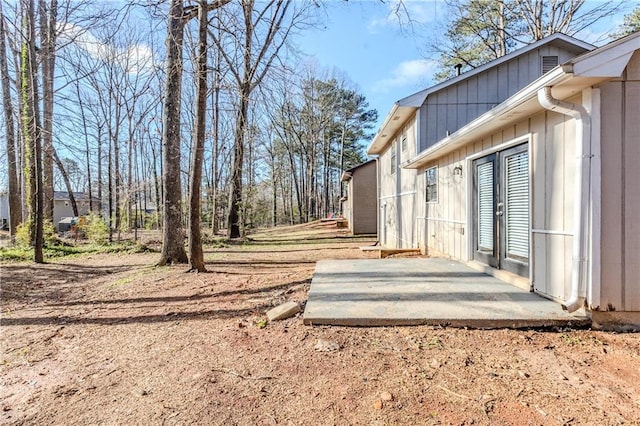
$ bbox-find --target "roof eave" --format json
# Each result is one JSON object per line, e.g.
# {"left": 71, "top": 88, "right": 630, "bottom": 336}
{"left": 366, "top": 104, "right": 417, "bottom": 156}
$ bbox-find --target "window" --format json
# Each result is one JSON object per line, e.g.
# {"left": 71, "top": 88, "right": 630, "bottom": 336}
{"left": 425, "top": 166, "right": 438, "bottom": 202}
{"left": 401, "top": 130, "right": 407, "bottom": 152}
{"left": 541, "top": 56, "right": 558, "bottom": 74}
{"left": 390, "top": 143, "right": 396, "bottom": 175}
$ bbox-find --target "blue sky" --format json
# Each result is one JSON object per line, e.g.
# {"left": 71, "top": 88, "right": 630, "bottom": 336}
{"left": 297, "top": 0, "right": 636, "bottom": 132}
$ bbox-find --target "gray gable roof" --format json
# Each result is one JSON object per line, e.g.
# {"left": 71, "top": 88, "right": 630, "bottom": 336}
{"left": 53, "top": 191, "right": 100, "bottom": 202}
{"left": 397, "top": 33, "right": 594, "bottom": 108}
{"left": 368, "top": 33, "right": 595, "bottom": 156}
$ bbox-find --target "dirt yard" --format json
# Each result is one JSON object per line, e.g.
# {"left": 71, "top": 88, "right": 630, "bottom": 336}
{"left": 1, "top": 222, "right": 639, "bottom": 425}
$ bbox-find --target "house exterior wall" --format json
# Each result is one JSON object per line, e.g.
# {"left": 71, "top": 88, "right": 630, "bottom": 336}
{"left": 378, "top": 117, "right": 420, "bottom": 248}
{"left": 597, "top": 51, "right": 640, "bottom": 312}
{"left": 54, "top": 199, "right": 93, "bottom": 225}
{"left": 419, "top": 45, "right": 583, "bottom": 151}
{"left": 0, "top": 194, "right": 8, "bottom": 225}
{"left": 419, "top": 104, "right": 579, "bottom": 302}
{"left": 342, "top": 195, "right": 351, "bottom": 228}
{"left": 348, "top": 161, "right": 377, "bottom": 235}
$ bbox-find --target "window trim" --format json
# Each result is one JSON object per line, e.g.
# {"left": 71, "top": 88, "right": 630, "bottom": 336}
{"left": 401, "top": 130, "right": 407, "bottom": 152}
{"left": 425, "top": 166, "right": 438, "bottom": 203}
{"left": 390, "top": 142, "right": 397, "bottom": 175}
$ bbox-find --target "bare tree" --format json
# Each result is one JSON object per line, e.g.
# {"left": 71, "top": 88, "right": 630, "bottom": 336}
{"left": 212, "top": 0, "right": 314, "bottom": 238}
{"left": 0, "top": 2, "right": 21, "bottom": 243}
{"left": 156, "top": 0, "right": 229, "bottom": 266}
{"left": 20, "top": 0, "right": 44, "bottom": 262}
{"left": 186, "top": 0, "right": 211, "bottom": 272}
{"left": 512, "top": 0, "right": 623, "bottom": 43}
{"left": 39, "top": 0, "right": 57, "bottom": 221}
{"left": 156, "top": 0, "right": 194, "bottom": 265}
{"left": 431, "top": 0, "right": 624, "bottom": 80}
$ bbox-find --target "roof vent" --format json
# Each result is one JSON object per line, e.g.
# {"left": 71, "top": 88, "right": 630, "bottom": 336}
{"left": 542, "top": 56, "right": 559, "bottom": 74}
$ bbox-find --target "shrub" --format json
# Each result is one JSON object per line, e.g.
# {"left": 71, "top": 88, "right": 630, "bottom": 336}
{"left": 80, "top": 213, "right": 109, "bottom": 244}
{"left": 15, "top": 218, "right": 57, "bottom": 247}
{"left": 43, "top": 219, "right": 57, "bottom": 245}
{"left": 15, "top": 220, "right": 33, "bottom": 247}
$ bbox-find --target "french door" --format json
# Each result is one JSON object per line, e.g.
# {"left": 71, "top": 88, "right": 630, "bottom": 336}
{"left": 473, "top": 144, "right": 529, "bottom": 277}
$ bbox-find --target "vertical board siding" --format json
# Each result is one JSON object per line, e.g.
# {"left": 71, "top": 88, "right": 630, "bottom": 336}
{"left": 420, "top": 108, "right": 576, "bottom": 302}
{"left": 531, "top": 113, "right": 547, "bottom": 294}
{"left": 599, "top": 82, "right": 624, "bottom": 309}
{"left": 351, "top": 162, "right": 378, "bottom": 235}
{"left": 378, "top": 117, "right": 418, "bottom": 249}
{"left": 624, "top": 79, "right": 640, "bottom": 310}
{"left": 417, "top": 42, "right": 591, "bottom": 150}
{"left": 598, "top": 56, "right": 640, "bottom": 311}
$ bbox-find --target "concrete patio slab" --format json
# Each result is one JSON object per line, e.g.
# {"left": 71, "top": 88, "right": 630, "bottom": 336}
{"left": 303, "top": 258, "right": 589, "bottom": 328}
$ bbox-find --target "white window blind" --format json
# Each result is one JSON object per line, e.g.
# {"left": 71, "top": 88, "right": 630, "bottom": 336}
{"left": 477, "top": 162, "right": 494, "bottom": 252}
{"left": 505, "top": 151, "right": 529, "bottom": 260}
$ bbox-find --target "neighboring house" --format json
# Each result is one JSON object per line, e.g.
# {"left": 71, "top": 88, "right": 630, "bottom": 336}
{"left": 0, "top": 191, "right": 8, "bottom": 229}
{"left": 341, "top": 160, "right": 377, "bottom": 235}
{"left": 0, "top": 191, "right": 101, "bottom": 231}
{"left": 53, "top": 191, "right": 101, "bottom": 226}
{"left": 368, "top": 32, "right": 640, "bottom": 327}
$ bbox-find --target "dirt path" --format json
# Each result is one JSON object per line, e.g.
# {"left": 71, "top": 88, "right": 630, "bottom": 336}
{"left": 1, "top": 222, "right": 639, "bottom": 425}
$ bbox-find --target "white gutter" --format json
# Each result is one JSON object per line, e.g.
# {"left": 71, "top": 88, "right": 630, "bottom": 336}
{"left": 537, "top": 86, "right": 591, "bottom": 312}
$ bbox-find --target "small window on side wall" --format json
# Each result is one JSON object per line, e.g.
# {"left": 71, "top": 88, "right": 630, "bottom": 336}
{"left": 390, "top": 143, "right": 397, "bottom": 175}
{"left": 425, "top": 166, "right": 438, "bottom": 202}
{"left": 401, "top": 130, "right": 407, "bottom": 152}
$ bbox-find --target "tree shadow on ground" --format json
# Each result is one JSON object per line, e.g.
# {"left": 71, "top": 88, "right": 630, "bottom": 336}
{"left": 0, "top": 263, "right": 149, "bottom": 303}
{"left": 44, "top": 278, "right": 311, "bottom": 308}
{"left": 0, "top": 305, "right": 274, "bottom": 327}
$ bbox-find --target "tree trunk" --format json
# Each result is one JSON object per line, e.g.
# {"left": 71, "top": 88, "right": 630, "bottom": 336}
{"left": 76, "top": 83, "right": 93, "bottom": 212}
{"left": 227, "top": 90, "right": 248, "bottom": 239}
{"left": 0, "top": 4, "right": 21, "bottom": 242}
{"left": 150, "top": 136, "right": 161, "bottom": 229}
{"left": 127, "top": 119, "right": 134, "bottom": 231}
{"left": 157, "top": 0, "right": 188, "bottom": 265}
{"left": 187, "top": 1, "right": 208, "bottom": 272}
{"left": 113, "top": 118, "right": 121, "bottom": 237}
{"left": 97, "top": 124, "right": 103, "bottom": 213}
{"left": 210, "top": 30, "right": 221, "bottom": 234}
{"left": 21, "top": 0, "right": 44, "bottom": 262}
{"left": 107, "top": 128, "right": 113, "bottom": 241}
{"left": 39, "top": 0, "right": 56, "bottom": 222}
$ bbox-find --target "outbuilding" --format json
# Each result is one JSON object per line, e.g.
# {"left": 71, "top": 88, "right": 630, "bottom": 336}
{"left": 341, "top": 159, "right": 378, "bottom": 235}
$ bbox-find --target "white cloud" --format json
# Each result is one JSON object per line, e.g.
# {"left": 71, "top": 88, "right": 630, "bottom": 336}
{"left": 372, "top": 58, "right": 438, "bottom": 94}
{"left": 123, "top": 44, "right": 155, "bottom": 74}
{"left": 368, "top": 0, "right": 442, "bottom": 32}
{"left": 58, "top": 22, "right": 155, "bottom": 74}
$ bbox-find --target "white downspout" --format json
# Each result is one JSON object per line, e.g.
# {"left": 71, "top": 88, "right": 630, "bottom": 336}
{"left": 537, "top": 87, "right": 591, "bottom": 312}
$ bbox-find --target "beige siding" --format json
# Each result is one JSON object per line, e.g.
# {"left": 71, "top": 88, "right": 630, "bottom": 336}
{"left": 54, "top": 200, "right": 92, "bottom": 225}
{"left": 347, "top": 161, "right": 377, "bottom": 235}
{"left": 420, "top": 107, "right": 579, "bottom": 300}
{"left": 378, "top": 117, "right": 419, "bottom": 248}
{"left": 599, "top": 51, "right": 640, "bottom": 311}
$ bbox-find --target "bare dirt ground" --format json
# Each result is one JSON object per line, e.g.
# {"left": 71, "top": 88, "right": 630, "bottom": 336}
{"left": 1, "top": 221, "right": 639, "bottom": 425}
